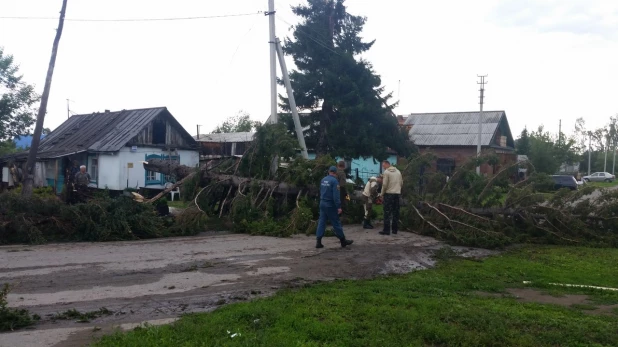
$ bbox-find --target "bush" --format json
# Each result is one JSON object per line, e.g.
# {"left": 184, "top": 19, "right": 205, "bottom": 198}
{"left": 0, "top": 284, "right": 39, "bottom": 331}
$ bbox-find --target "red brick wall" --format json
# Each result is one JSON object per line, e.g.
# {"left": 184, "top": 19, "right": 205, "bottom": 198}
{"left": 417, "top": 146, "right": 516, "bottom": 176}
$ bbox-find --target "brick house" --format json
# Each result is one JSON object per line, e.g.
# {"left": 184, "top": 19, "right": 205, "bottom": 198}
{"left": 403, "top": 111, "right": 516, "bottom": 176}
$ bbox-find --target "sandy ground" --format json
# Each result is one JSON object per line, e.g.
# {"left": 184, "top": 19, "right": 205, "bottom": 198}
{"left": 0, "top": 226, "right": 495, "bottom": 347}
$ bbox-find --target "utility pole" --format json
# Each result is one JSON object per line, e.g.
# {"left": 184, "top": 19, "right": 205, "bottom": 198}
{"left": 604, "top": 134, "right": 609, "bottom": 172}
{"left": 476, "top": 75, "right": 487, "bottom": 175}
{"left": 276, "top": 39, "right": 308, "bottom": 159}
{"left": 66, "top": 98, "right": 70, "bottom": 119}
{"left": 558, "top": 119, "right": 562, "bottom": 146}
{"left": 588, "top": 132, "right": 592, "bottom": 176}
{"left": 612, "top": 139, "right": 616, "bottom": 175}
{"left": 22, "top": 0, "right": 68, "bottom": 197}
{"left": 267, "top": 0, "right": 277, "bottom": 124}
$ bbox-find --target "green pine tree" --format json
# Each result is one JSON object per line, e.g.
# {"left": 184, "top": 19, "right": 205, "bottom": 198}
{"left": 281, "top": 0, "right": 411, "bottom": 160}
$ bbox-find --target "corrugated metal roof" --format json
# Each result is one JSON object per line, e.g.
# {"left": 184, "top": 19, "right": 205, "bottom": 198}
{"left": 403, "top": 111, "right": 507, "bottom": 146}
{"left": 19, "top": 107, "right": 195, "bottom": 159}
{"left": 194, "top": 132, "right": 255, "bottom": 143}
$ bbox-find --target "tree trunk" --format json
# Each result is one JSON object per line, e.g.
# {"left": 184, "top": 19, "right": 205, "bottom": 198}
{"left": 22, "top": 0, "right": 68, "bottom": 197}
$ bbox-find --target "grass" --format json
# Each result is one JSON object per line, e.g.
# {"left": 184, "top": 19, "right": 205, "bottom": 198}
{"left": 167, "top": 200, "right": 190, "bottom": 209}
{"left": 95, "top": 246, "right": 618, "bottom": 346}
{"left": 587, "top": 180, "right": 618, "bottom": 189}
{"left": 0, "top": 284, "right": 40, "bottom": 331}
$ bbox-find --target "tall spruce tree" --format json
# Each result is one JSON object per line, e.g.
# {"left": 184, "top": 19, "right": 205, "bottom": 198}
{"left": 281, "top": 0, "right": 410, "bottom": 160}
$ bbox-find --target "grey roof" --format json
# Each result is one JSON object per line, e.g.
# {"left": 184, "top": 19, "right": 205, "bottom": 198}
{"left": 194, "top": 132, "right": 255, "bottom": 143}
{"left": 6, "top": 107, "right": 195, "bottom": 160}
{"left": 403, "top": 111, "right": 511, "bottom": 147}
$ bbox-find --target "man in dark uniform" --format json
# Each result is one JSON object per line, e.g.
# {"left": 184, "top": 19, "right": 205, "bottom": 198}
{"left": 315, "top": 166, "right": 354, "bottom": 249}
{"left": 336, "top": 161, "right": 348, "bottom": 214}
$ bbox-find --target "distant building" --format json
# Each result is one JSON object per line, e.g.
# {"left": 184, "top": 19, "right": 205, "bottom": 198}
{"left": 1, "top": 107, "right": 199, "bottom": 193}
{"left": 403, "top": 111, "right": 517, "bottom": 176}
{"left": 13, "top": 134, "right": 46, "bottom": 149}
{"left": 194, "top": 132, "right": 255, "bottom": 160}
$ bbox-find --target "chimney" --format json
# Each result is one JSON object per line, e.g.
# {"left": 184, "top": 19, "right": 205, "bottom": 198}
{"left": 196, "top": 124, "right": 200, "bottom": 140}
{"left": 104, "top": 109, "right": 110, "bottom": 113}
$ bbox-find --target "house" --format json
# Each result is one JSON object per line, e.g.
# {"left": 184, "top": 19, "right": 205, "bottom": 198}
{"left": 403, "top": 111, "right": 516, "bottom": 175}
{"left": 0, "top": 107, "right": 199, "bottom": 193}
{"left": 194, "top": 132, "right": 255, "bottom": 161}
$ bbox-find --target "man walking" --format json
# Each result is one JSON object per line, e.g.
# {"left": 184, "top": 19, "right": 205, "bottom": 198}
{"left": 316, "top": 166, "right": 354, "bottom": 249}
{"left": 380, "top": 160, "right": 403, "bottom": 235}
{"left": 362, "top": 176, "right": 382, "bottom": 229}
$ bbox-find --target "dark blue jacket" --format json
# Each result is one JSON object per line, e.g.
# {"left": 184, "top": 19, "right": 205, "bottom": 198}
{"left": 319, "top": 175, "right": 341, "bottom": 209}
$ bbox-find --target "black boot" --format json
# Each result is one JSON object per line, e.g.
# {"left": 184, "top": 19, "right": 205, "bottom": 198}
{"left": 363, "top": 219, "right": 374, "bottom": 229}
{"left": 379, "top": 230, "right": 391, "bottom": 235}
{"left": 340, "top": 238, "right": 353, "bottom": 248}
{"left": 316, "top": 238, "right": 324, "bottom": 249}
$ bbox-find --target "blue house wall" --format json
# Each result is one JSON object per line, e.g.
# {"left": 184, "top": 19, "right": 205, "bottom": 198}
{"left": 301, "top": 151, "right": 397, "bottom": 183}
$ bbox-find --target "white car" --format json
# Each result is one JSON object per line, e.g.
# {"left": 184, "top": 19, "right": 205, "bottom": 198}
{"left": 582, "top": 172, "right": 616, "bottom": 183}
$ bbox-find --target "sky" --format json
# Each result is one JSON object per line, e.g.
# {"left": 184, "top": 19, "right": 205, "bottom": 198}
{"left": 0, "top": 0, "right": 617, "bottom": 139}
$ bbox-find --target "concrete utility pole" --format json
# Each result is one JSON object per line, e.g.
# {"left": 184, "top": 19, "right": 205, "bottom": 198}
{"left": 476, "top": 75, "right": 487, "bottom": 175}
{"left": 604, "top": 134, "right": 609, "bottom": 172}
{"left": 267, "top": 0, "right": 277, "bottom": 124}
{"left": 558, "top": 119, "right": 562, "bottom": 146}
{"left": 276, "top": 39, "right": 308, "bottom": 159}
{"left": 588, "top": 132, "right": 592, "bottom": 176}
{"left": 66, "top": 98, "right": 70, "bottom": 119}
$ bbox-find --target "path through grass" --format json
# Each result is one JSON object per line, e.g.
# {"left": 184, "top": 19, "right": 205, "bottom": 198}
{"left": 96, "top": 246, "right": 618, "bottom": 346}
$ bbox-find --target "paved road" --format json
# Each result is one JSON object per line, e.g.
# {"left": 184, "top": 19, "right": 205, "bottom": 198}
{"left": 0, "top": 227, "right": 494, "bottom": 347}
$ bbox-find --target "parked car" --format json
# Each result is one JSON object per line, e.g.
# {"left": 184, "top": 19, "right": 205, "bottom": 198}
{"left": 582, "top": 172, "right": 616, "bottom": 183}
{"left": 551, "top": 175, "right": 578, "bottom": 191}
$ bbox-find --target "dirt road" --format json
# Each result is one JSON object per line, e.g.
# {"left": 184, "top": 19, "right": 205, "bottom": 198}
{"left": 0, "top": 227, "right": 494, "bottom": 347}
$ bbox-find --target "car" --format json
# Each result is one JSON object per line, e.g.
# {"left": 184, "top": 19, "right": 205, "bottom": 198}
{"left": 551, "top": 175, "right": 578, "bottom": 191}
{"left": 582, "top": 172, "right": 616, "bottom": 183}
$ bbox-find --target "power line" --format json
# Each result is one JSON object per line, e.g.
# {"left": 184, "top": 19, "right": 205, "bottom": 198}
{"left": 0, "top": 12, "right": 261, "bottom": 22}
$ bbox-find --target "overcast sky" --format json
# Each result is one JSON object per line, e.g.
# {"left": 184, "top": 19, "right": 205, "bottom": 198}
{"left": 1, "top": 0, "right": 616, "bottom": 138}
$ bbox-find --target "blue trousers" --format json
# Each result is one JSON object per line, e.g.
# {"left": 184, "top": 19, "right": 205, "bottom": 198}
{"left": 316, "top": 203, "right": 345, "bottom": 240}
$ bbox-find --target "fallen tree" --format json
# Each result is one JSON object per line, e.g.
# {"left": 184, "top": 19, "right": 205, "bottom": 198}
{"left": 142, "top": 124, "right": 618, "bottom": 248}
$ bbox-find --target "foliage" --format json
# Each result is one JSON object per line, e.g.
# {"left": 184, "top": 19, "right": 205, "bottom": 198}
{"left": 0, "top": 140, "right": 18, "bottom": 156}
{"left": 399, "top": 152, "right": 618, "bottom": 248}
{"left": 237, "top": 123, "right": 299, "bottom": 180}
{"left": 0, "top": 193, "right": 195, "bottom": 245}
{"left": 212, "top": 111, "right": 260, "bottom": 134}
{"left": 51, "top": 307, "right": 112, "bottom": 323}
{"left": 0, "top": 48, "right": 40, "bottom": 142}
{"left": 281, "top": 0, "right": 410, "bottom": 160}
{"left": 0, "top": 284, "right": 39, "bottom": 331}
{"left": 95, "top": 246, "right": 618, "bottom": 347}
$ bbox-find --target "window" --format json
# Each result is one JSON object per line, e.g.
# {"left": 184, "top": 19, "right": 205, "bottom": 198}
{"left": 146, "top": 170, "right": 157, "bottom": 182}
{"left": 437, "top": 158, "right": 456, "bottom": 175}
{"left": 592, "top": 173, "right": 599, "bottom": 177}
{"left": 152, "top": 119, "right": 167, "bottom": 144}
{"left": 90, "top": 158, "right": 98, "bottom": 182}
{"left": 599, "top": 173, "right": 605, "bottom": 177}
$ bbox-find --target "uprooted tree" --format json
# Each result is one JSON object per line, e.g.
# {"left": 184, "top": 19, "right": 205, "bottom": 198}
{"left": 144, "top": 123, "right": 618, "bottom": 248}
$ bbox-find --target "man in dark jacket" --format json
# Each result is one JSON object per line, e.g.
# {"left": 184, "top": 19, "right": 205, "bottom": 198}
{"left": 315, "top": 166, "right": 354, "bottom": 249}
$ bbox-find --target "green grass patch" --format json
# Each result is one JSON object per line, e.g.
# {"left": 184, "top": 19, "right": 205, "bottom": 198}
{"left": 51, "top": 307, "right": 113, "bottom": 323}
{"left": 96, "top": 246, "right": 618, "bottom": 346}
{"left": 167, "top": 200, "right": 190, "bottom": 209}
{"left": 588, "top": 181, "right": 618, "bottom": 189}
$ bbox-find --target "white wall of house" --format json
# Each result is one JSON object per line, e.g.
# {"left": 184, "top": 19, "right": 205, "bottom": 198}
{"left": 96, "top": 147, "right": 199, "bottom": 191}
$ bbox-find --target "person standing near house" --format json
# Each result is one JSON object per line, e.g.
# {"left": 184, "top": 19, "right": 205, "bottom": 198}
{"left": 74, "top": 165, "right": 91, "bottom": 202}
{"left": 380, "top": 160, "right": 403, "bottom": 235}
{"left": 362, "top": 175, "right": 382, "bottom": 229}
{"left": 315, "top": 166, "right": 354, "bottom": 249}
{"left": 336, "top": 161, "right": 348, "bottom": 215}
